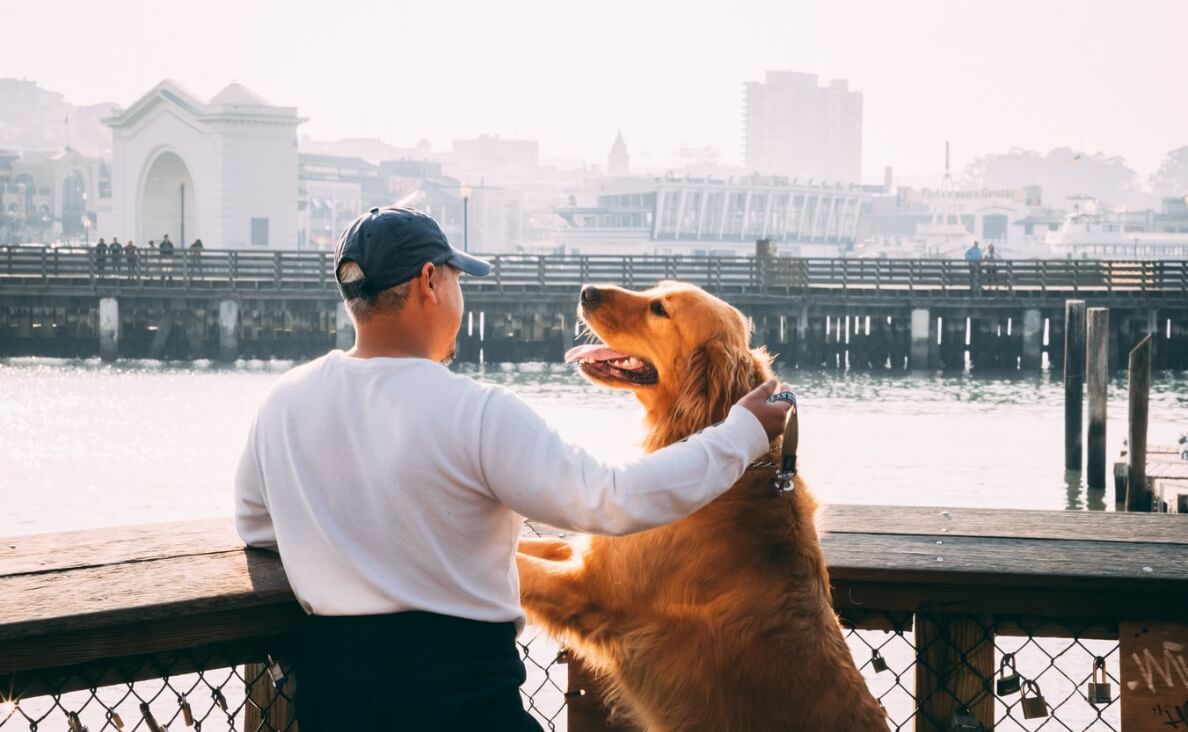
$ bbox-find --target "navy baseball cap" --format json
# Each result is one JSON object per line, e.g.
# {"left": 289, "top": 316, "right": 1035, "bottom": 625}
{"left": 334, "top": 206, "right": 491, "bottom": 299}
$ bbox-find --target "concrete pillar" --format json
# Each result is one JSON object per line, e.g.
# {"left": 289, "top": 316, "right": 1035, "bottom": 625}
{"left": 796, "top": 306, "right": 809, "bottom": 366}
{"left": 1022, "top": 308, "right": 1043, "bottom": 371}
{"left": 218, "top": 299, "right": 239, "bottom": 362}
{"left": 336, "top": 301, "right": 356, "bottom": 351}
{"left": 910, "top": 307, "right": 932, "bottom": 370}
{"left": 99, "top": 297, "right": 119, "bottom": 361}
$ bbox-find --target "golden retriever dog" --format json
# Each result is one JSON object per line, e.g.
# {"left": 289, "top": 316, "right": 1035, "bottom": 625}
{"left": 516, "top": 281, "right": 886, "bottom": 731}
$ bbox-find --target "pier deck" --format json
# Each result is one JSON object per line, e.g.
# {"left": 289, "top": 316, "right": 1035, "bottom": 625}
{"left": 3, "top": 247, "right": 1188, "bottom": 368}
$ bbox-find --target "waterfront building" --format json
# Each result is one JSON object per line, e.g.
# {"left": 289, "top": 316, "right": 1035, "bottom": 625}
{"left": 450, "top": 134, "right": 540, "bottom": 173}
{"left": 0, "top": 78, "right": 116, "bottom": 158}
{"left": 743, "top": 71, "right": 862, "bottom": 184}
{"left": 103, "top": 80, "right": 304, "bottom": 249}
{"left": 0, "top": 147, "right": 108, "bottom": 245}
{"left": 555, "top": 175, "right": 868, "bottom": 256}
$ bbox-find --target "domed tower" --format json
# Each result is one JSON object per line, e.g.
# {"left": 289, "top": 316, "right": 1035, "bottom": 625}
{"left": 607, "top": 130, "right": 630, "bottom": 177}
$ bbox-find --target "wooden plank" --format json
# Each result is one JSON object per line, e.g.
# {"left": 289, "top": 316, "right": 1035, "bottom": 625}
{"left": 821, "top": 505, "right": 1188, "bottom": 545}
{"left": 823, "top": 533, "right": 1188, "bottom": 589}
{"left": 0, "top": 549, "right": 295, "bottom": 641}
{"left": 1128, "top": 336, "right": 1154, "bottom": 511}
{"left": 0, "top": 603, "right": 305, "bottom": 676}
{"left": 1119, "top": 622, "right": 1188, "bottom": 731}
{"left": 0, "top": 518, "right": 238, "bottom": 576}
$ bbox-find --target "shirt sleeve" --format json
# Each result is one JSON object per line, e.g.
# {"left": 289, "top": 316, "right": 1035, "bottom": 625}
{"left": 476, "top": 388, "right": 770, "bottom": 535}
{"left": 234, "top": 414, "right": 278, "bottom": 550}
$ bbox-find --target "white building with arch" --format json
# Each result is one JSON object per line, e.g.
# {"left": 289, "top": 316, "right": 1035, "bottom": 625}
{"left": 102, "top": 80, "right": 303, "bottom": 249}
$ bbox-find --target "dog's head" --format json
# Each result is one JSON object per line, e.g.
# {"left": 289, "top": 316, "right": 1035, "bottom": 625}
{"left": 566, "top": 281, "right": 772, "bottom": 450}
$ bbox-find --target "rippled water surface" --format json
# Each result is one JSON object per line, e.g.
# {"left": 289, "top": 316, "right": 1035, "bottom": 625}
{"left": 3, "top": 356, "right": 1188, "bottom": 536}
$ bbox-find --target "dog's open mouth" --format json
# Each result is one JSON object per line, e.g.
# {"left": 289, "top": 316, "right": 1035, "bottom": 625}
{"left": 565, "top": 344, "right": 659, "bottom": 385}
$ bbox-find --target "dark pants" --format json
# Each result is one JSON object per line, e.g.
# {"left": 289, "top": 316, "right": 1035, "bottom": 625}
{"left": 298, "top": 611, "right": 543, "bottom": 732}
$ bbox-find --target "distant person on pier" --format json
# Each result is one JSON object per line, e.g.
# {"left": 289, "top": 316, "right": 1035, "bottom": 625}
{"left": 109, "top": 236, "right": 123, "bottom": 272}
{"left": 159, "top": 234, "right": 174, "bottom": 281}
{"left": 94, "top": 238, "right": 107, "bottom": 273}
{"left": 984, "top": 242, "right": 997, "bottom": 288}
{"left": 964, "top": 240, "right": 983, "bottom": 292}
{"left": 189, "top": 238, "right": 203, "bottom": 277}
{"left": 233, "top": 206, "right": 794, "bottom": 732}
{"left": 124, "top": 240, "right": 138, "bottom": 276}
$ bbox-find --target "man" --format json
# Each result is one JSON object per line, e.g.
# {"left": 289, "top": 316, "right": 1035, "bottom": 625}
{"left": 964, "top": 240, "right": 983, "bottom": 292}
{"left": 159, "top": 234, "right": 174, "bottom": 281}
{"left": 94, "top": 237, "right": 107, "bottom": 274}
{"left": 235, "top": 207, "right": 793, "bottom": 731}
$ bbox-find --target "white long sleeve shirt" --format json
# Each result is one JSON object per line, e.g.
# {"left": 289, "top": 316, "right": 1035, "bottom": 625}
{"left": 234, "top": 350, "right": 769, "bottom": 627}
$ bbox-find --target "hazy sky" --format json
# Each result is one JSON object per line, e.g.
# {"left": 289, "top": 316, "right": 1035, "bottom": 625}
{"left": 3, "top": 0, "right": 1185, "bottom": 182}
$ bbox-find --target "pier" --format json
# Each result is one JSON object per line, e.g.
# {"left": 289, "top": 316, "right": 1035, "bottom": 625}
{"left": 2, "top": 245, "right": 1188, "bottom": 369}
{"left": 2, "top": 508, "right": 1185, "bottom": 731}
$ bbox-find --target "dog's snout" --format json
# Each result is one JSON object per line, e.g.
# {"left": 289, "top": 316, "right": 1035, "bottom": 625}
{"left": 580, "top": 285, "right": 603, "bottom": 308}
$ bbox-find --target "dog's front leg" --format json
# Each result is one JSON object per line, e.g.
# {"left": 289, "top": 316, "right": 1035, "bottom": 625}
{"left": 516, "top": 552, "right": 615, "bottom": 643}
{"left": 517, "top": 536, "right": 575, "bottom": 561}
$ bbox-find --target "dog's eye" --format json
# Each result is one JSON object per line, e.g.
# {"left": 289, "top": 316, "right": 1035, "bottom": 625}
{"left": 650, "top": 300, "right": 669, "bottom": 318}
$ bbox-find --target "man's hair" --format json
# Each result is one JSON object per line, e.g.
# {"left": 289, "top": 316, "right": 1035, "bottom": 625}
{"left": 337, "top": 261, "right": 413, "bottom": 321}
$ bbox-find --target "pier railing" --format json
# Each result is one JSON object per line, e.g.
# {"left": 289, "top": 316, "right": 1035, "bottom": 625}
{"left": 3, "top": 245, "right": 1188, "bottom": 297}
{"left": 1, "top": 507, "right": 1185, "bottom": 731}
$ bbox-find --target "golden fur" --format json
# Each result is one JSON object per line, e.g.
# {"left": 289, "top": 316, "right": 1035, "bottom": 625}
{"left": 517, "top": 282, "right": 886, "bottom": 731}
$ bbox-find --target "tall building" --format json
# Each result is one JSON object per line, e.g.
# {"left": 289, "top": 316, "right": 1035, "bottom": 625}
{"left": 743, "top": 71, "right": 862, "bottom": 184}
{"left": 607, "top": 130, "right": 630, "bottom": 176}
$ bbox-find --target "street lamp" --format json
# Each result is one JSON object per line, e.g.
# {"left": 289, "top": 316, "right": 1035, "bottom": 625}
{"left": 460, "top": 183, "right": 472, "bottom": 252}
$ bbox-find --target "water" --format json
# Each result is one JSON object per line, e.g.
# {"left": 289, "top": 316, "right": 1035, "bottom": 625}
{"left": 3, "top": 356, "right": 1188, "bottom": 537}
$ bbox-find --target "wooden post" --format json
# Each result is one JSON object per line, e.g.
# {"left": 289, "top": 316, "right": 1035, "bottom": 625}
{"left": 1086, "top": 307, "right": 1109, "bottom": 490}
{"left": 1126, "top": 335, "right": 1153, "bottom": 512}
{"left": 245, "top": 661, "right": 298, "bottom": 731}
{"left": 1063, "top": 300, "right": 1086, "bottom": 470}
{"left": 914, "top": 615, "right": 995, "bottom": 732}
{"left": 567, "top": 656, "right": 633, "bottom": 732}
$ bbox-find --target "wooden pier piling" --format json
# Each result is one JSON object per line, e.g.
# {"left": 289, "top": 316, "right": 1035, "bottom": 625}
{"left": 1125, "top": 335, "right": 1153, "bottom": 512}
{"left": 1086, "top": 307, "right": 1110, "bottom": 490}
{"left": 1063, "top": 300, "right": 1086, "bottom": 471}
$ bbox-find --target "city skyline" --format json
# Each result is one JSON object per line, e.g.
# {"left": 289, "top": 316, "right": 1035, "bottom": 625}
{"left": 1, "top": 0, "right": 1185, "bottom": 183}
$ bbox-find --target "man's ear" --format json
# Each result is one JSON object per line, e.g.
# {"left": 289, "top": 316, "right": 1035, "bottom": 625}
{"left": 418, "top": 262, "right": 439, "bottom": 302}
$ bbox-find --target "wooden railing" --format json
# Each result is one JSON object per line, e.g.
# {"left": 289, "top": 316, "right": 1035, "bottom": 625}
{"left": 2, "top": 507, "right": 1185, "bottom": 731}
{"left": 3, "top": 245, "right": 1188, "bottom": 297}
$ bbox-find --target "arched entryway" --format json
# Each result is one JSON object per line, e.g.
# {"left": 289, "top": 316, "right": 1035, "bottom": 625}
{"left": 140, "top": 151, "right": 196, "bottom": 247}
{"left": 61, "top": 171, "right": 87, "bottom": 238}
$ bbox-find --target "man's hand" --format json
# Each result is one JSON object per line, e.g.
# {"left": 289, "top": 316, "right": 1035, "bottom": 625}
{"left": 737, "top": 378, "right": 796, "bottom": 442}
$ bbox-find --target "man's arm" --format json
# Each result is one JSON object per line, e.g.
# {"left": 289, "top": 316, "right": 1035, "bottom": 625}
{"left": 477, "top": 385, "right": 776, "bottom": 536}
{"left": 233, "top": 416, "right": 278, "bottom": 549}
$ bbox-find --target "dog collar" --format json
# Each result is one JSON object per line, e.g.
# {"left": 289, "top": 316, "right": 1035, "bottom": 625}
{"left": 750, "top": 391, "right": 798, "bottom": 495}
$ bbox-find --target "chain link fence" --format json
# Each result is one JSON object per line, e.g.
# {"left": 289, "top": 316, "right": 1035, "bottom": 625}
{"left": 1, "top": 614, "right": 1121, "bottom": 731}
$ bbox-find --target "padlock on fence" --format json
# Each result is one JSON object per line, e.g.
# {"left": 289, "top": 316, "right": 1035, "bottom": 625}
{"left": 995, "top": 653, "right": 1021, "bottom": 696}
{"left": 267, "top": 653, "right": 287, "bottom": 689}
{"left": 948, "top": 707, "right": 985, "bottom": 732}
{"left": 180, "top": 694, "right": 194, "bottom": 727}
{"left": 212, "top": 688, "right": 229, "bottom": 714}
{"left": 139, "top": 702, "right": 166, "bottom": 732}
{"left": 108, "top": 710, "right": 125, "bottom": 730}
{"left": 1087, "top": 656, "right": 1111, "bottom": 705}
{"left": 67, "top": 710, "right": 89, "bottom": 732}
{"left": 1021, "top": 680, "right": 1049, "bottom": 719}
{"left": 871, "top": 649, "right": 889, "bottom": 673}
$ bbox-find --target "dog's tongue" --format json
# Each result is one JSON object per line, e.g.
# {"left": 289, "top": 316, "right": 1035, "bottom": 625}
{"left": 564, "top": 344, "right": 630, "bottom": 364}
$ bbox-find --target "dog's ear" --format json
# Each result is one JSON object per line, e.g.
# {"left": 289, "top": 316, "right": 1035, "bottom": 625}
{"left": 671, "top": 339, "right": 766, "bottom": 438}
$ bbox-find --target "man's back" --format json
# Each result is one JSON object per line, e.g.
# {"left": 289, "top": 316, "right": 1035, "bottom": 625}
{"left": 236, "top": 351, "right": 520, "bottom": 620}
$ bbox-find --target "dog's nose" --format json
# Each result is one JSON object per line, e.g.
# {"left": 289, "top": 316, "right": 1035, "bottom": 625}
{"left": 580, "top": 285, "right": 602, "bottom": 308}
